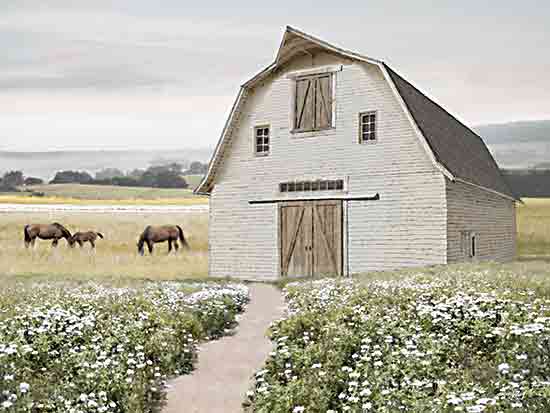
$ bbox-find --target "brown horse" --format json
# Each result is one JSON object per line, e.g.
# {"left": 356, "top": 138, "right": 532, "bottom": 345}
{"left": 137, "top": 225, "right": 189, "bottom": 255}
{"left": 24, "top": 223, "right": 72, "bottom": 248}
{"left": 69, "top": 231, "right": 104, "bottom": 249}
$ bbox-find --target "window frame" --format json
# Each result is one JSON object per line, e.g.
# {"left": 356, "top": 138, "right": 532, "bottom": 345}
{"left": 254, "top": 125, "right": 270, "bottom": 157}
{"left": 461, "top": 230, "right": 477, "bottom": 259}
{"left": 279, "top": 179, "right": 345, "bottom": 193}
{"left": 290, "top": 69, "right": 338, "bottom": 135}
{"left": 358, "top": 111, "right": 378, "bottom": 144}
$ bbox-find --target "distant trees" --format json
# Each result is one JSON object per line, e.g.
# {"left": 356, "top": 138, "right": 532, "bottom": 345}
{"left": 502, "top": 169, "right": 550, "bottom": 197}
{"left": 24, "top": 177, "right": 44, "bottom": 186}
{"left": 50, "top": 170, "right": 94, "bottom": 184}
{"left": 95, "top": 168, "right": 125, "bottom": 181}
{"left": 48, "top": 163, "right": 188, "bottom": 189}
{"left": 2, "top": 171, "right": 24, "bottom": 188}
{"left": 184, "top": 161, "right": 208, "bottom": 176}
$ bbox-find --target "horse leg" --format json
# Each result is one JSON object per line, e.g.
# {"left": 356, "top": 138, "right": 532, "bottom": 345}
{"left": 78, "top": 240, "right": 84, "bottom": 248}
{"left": 174, "top": 241, "right": 179, "bottom": 253}
{"left": 90, "top": 240, "right": 95, "bottom": 249}
{"left": 52, "top": 239, "right": 59, "bottom": 248}
{"left": 147, "top": 241, "right": 153, "bottom": 255}
{"left": 168, "top": 239, "right": 173, "bottom": 254}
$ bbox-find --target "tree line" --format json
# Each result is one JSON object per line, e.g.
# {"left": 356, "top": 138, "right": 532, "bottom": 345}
{"left": 0, "top": 161, "right": 208, "bottom": 192}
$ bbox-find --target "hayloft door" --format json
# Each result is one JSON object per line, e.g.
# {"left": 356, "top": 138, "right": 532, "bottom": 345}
{"left": 280, "top": 201, "right": 343, "bottom": 277}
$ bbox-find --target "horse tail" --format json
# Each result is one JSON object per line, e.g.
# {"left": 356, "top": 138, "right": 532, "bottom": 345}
{"left": 176, "top": 225, "right": 189, "bottom": 249}
{"left": 24, "top": 225, "right": 31, "bottom": 245}
{"left": 96, "top": 232, "right": 104, "bottom": 239}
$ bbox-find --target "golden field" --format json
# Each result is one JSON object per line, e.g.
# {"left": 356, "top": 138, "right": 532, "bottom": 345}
{"left": 517, "top": 198, "right": 550, "bottom": 257}
{"left": 0, "top": 183, "right": 208, "bottom": 205}
{"left": 0, "top": 212, "right": 209, "bottom": 281}
{"left": 0, "top": 197, "right": 548, "bottom": 282}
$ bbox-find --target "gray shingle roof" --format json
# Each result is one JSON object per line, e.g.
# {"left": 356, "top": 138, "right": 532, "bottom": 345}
{"left": 385, "top": 64, "right": 516, "bottom": 200}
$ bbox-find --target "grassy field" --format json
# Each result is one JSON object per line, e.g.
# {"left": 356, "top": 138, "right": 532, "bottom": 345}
{"left": 0, "top": 183, "right": 208, "bottom": 205}
{"left": 517, "top": 198, "right": 550, "bottom": 257}
{"left": 0, "top": 212, "right": 209, "bottom": 281}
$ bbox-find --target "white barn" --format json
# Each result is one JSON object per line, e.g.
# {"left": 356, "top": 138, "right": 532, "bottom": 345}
{"left": 195, "top": 27, "right": 518, "bottom": 280}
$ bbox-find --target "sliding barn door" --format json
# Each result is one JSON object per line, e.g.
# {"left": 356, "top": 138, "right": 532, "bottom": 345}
{"left": 313, "top": 201, "right": 343, "bottom": 276}
{"left": 280, "top": 203, "right": 313, "bottom": 277}
{"left": 280, "top": 201, "right": 342, "bottom": 277}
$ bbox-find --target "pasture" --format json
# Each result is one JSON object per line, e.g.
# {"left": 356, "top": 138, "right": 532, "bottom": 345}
{"left": 517, "top": 197, "right": 550, "bottom": 257}
{"left": 0, "top": 211, "right": 209, "bottom": 281}
{"left": 0, "top": 183, "right": 208, "bottom": 205}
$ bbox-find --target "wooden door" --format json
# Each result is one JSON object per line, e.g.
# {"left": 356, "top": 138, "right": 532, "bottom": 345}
{"left": 313, "top": 201, "right": 343, "bottom": 276}
{"left": 280, "top": 201, "right": 342, "bottom": 277}
{"left": 280, "top": 203, "right": 313, "bottom": 277}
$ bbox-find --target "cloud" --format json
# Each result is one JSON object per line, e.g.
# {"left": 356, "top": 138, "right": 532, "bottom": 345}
{"left": 0, "top": 7, "right": 277, "bottom": 92}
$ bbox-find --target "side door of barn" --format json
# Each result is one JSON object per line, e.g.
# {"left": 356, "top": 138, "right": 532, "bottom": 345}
{"left": 280, "top": 201, "right": 342, "bottom": 277}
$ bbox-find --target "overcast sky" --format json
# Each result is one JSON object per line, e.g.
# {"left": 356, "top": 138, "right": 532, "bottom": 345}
{"left": 1, "top": 0, "right": 549, "bottom": 151}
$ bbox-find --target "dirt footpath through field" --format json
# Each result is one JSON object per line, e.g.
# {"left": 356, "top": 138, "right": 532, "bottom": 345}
{"left": 163, "top": 283, "right": 284, "bottom": 413}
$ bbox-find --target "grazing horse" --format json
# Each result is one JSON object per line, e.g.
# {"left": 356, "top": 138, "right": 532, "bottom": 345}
{"left": 137, "top": 225, "right": 189, "bottom": 255}
{"left": 24, "top": 223, "right": 72, "bottom": 248}
{"left": 69, "top": 231, "right": 104, "bottom": 249}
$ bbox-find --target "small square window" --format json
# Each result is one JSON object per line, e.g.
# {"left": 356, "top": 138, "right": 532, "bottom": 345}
{"left": 311, "top": 181, "right": 320, "bottom": 191}
{"left": 254, "top": 126, "right": 270, "bottom": 155}
{"left": 295, "top": 182, "right": 304, "bottom": 192}
{"left": 336, "top": 180, "right": 344, "bottom": 190}
{"left": 359, "top": 112, "right": 377, "bottom": 143}
{"left": 288, "top": 182, "right": 296, "bottom": 192}
{"left": 280, "top": 183, "right": 288, "bottom": 192}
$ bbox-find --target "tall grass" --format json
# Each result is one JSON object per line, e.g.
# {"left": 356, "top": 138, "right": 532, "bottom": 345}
{"left": 517, "top": 198, "right": 550, "bottom": 257}
{"left": 0, "top": 212, "right": 208, "bottom": 281}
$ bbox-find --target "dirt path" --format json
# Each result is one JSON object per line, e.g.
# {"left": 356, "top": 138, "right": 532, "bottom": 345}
{"left": 163, "top": 283, "right": 284, "bottom": 413}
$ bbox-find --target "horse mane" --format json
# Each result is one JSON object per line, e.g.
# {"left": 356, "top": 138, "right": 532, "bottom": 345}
{"left": 52, "top": 223, "right": 72, "bottom": 238}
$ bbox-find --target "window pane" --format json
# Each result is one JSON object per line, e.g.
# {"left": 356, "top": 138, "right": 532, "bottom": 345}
{"left": 280, "top": 183, "right": 288, "bottom": 192}
{"left": 336, "top": 180, "right": 344, "bottom": 190}
{"left": 288, "top": 182, "right": 295, "bottom": 192}
{"left": 264, "top": 128, "right": 269, "bottom": 135}
{"left": 327, "top": 180, "right": 336, "bottom": 190}
{"left": 311, "top": 181, "right": 320, "bottom": 191}
{"left": 295, "top": 182, "right": 304, "bottom": 191}
{"left": 303, "top": 181, "right": 311, "bottom": 191}
{"left": 319, "top": 181, "right": 328, "bottom": 190}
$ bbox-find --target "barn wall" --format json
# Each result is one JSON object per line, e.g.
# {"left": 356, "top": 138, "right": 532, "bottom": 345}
{"left": 347, "top": 172, "right": 447, "bottom": 274}
{"left": 446, "top": 180, "right": 517, "bottom": 263}
{"left": 209, "top": 52, "right": 448, "bottom": 279}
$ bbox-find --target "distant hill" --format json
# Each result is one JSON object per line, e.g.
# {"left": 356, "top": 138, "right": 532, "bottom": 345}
{"left": 474, "top": 120, "right": 550, "bottom": 169}
{"left": 0, "top": 149, "right": 211, "bottom": 181}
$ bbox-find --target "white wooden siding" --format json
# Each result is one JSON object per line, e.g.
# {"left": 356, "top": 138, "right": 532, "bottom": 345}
{"left": 208, "top": 51, "right": 450, "bottom": 279}
{"left": 446, "top": 180, "right": 517, "bottom": 263}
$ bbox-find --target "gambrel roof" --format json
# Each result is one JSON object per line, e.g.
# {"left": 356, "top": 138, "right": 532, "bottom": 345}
{"left": 196, "top": 26, "right": 517, "bottom": 201}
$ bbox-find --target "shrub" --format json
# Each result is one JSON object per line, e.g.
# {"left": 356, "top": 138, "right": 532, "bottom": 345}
{"left": 247, "top": 269, "right": 550, "bottom": 412}
{"left": 0, "top": 282, "right": 249, "bottom": 412}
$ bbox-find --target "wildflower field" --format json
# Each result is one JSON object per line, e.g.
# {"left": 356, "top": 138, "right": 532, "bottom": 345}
{"left": 248, "top": 264, "right": 550, "bottom": 412}
{"left": 0, "top": 281, "right": 249, "bottom": 412}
